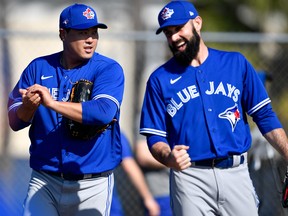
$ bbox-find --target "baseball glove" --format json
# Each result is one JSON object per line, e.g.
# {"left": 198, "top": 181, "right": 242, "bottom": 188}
{"left": 282, "top": 167, "right": 288, "bottom": 208}
{"left": 65, "top": 79, "right": 115, "bottom": 140}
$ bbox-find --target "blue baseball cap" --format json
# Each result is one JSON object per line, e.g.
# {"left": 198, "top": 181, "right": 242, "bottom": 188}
{"left": 156, "top": 1, "right": 198, "bottom": 35}
{"left": 59, "top": 3, "right": 107, "bottom": 30}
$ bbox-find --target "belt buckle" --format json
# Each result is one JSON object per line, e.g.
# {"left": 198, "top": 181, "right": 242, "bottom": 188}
{"left": 83, "top": 174, "right": 93, "bottom": 179}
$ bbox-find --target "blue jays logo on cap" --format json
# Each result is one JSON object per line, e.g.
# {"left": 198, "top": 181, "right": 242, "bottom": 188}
{"left": 161, "top": 7, "right": 174, "bottom": 20}
{"left": 59, "top": 3, "right": 107, "bottom": 30}
{"left": 156, "top": 1, "right": 198, "bottom": 34}
{"left": 83, "top": 8, "right": 95, "bottom": 19}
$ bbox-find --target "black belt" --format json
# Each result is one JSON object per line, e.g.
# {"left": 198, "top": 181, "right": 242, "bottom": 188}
{"left": 191, "top": 153, "right": 247, "bottom": 169}
{"left": 41, "top": 170, "right": 112, "bottom": 181}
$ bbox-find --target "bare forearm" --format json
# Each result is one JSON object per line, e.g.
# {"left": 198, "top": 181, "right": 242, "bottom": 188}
{"left": 30, "top": 84, "right": 83, "bottom": 123}
{"left": 49, "top": 101, "right": 83, "bottom": 123}
{"left": 122, "top": 158, "right": 154, "bottom": 200}
{"left": 264, "top": 128, "right": 288, "bottom": 161}
{"left": 150, "top": 141, "right": 172, "bottom": 167}
{"left": 136, "top": 140, "right": 166, "bottom": 169}
{"left": 16, "top": 104, "right": 38, "bottom": 122}
{"left": 122, "top": 158, "right": 160, "bottom": 215}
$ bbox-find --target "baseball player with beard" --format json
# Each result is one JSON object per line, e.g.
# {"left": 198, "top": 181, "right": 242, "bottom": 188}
{"left": 139, "top": 1, "right": 288, "bottom": 216}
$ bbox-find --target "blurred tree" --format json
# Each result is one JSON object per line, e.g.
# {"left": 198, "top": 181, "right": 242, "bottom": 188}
{"left": 194, "top": 0, "right": 288, "bottom": 33}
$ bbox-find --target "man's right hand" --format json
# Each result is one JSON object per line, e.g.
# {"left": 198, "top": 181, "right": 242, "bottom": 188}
{"left": 151, "top": 142, "right": 191, "bottom": 171}
{"left": 169, "top": 145, "right": 191, "bottom": 171}
{"left": 17, "top": 87, "right": 42, "bottom": 122}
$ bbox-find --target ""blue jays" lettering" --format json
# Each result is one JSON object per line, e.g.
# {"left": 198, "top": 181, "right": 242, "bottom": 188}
{"left": 167, "top": 81, "right": 240, "bottom": 117}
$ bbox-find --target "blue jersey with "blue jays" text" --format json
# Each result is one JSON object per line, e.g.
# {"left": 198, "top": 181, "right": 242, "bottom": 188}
{"left": 140, "top": 48, "right": 281, "bottom": 161}
{"left": 8, "top": 51, "right": 124, "bottom": 173}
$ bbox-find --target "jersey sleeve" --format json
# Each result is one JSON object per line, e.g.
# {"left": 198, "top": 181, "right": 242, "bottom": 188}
{"left": 241, "top": 58, "right": 271, "bottom": 116}
{"left": 92, "top": 62, "right": 124, "bottom": 108}
{"left": 241, "top": 56, "right": 282, "bottom": 133}
{"left": 7, "top": 62, "right": 37, "bottom": 131}
{"left": 139, "top": 76, "right": 167, "bottom": 137}
{"left": 82, "top": 61, "right": 124, "bottom": 124}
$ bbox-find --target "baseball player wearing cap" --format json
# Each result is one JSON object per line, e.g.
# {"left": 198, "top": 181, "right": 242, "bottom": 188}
{"left": 7, "top": 3, "right": 124, "bottom": 216}
{"left": 139, "top": 1, "right": 288, "bottom": 216}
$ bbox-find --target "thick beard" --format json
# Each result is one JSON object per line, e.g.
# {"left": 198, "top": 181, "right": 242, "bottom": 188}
{"left": 169, "top": 28, "right": 200, "bottom": 66}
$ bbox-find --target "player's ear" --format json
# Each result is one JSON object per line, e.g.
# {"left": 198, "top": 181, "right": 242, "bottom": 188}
{"left": 192, "top": 16, "right": 202, "bottom": 32}
{"left": 59, "top": 28, "right": 66, "bottom": 41}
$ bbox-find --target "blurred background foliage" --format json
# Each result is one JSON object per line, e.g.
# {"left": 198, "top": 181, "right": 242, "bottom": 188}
{"left": 195, "top": 0, "right": 288, "bottom": 33}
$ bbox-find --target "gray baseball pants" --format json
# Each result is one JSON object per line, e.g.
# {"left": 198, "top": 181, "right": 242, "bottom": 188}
{"left": 22, "top": 170, "right": 114, "bottom": 216}
{"left": 170, "top": 162, "right": 259, "bottom": 216}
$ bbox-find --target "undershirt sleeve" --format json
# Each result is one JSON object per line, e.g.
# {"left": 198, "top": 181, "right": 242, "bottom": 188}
{"left": 252, "top": 103, "right": 282, "bottom": 134}
{"left": 147, "top": 135, "right": 169, "bottom": 149}
{"left": 82, "top": 98, "right": 118, "bottom": 125}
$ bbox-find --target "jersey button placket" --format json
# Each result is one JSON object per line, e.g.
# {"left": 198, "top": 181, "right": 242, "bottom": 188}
{"left": 198, "top": 70, "right": 205, "bottom": 83}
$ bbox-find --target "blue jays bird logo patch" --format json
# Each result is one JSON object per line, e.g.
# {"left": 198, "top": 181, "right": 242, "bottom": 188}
{"left": 83, "top": 8, "right": 95, "bottom": 19}
{"left": 218, "top": 104, "right": 241, "bottom": 132}
{"left": 161, "top": 7, "right": 174, "bottom": 20}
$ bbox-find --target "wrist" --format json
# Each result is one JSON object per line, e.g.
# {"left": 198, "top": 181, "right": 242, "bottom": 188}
{"left": 151, "top": 142, "right": 171, "bottom": 167}
{"left": 16, "top": 104, "right": 37, "bottom": 122}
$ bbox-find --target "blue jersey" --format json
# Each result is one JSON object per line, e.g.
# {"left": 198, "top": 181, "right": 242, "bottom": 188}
{"left": 140, "top": 48, "right": 281, "bottom": 161}
{"left": 8, "top": 51, "right": 124, "bottom": 173}
{"left": 121, "top": 133, "right": 133, "bottom": 159}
